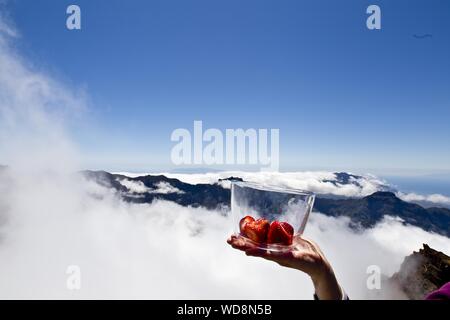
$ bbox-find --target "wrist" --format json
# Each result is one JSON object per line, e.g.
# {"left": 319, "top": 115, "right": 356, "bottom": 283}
{"left": 310, "top": 262, "right": 342, "bottom": 300}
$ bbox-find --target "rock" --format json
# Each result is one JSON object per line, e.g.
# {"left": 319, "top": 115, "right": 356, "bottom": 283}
{"left": 390, "top": 244, "right": 450, "bottom": 299}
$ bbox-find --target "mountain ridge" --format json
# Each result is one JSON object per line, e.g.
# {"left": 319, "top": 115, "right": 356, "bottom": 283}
{"left": 82, "top": 170, "right": 450, "bottom": 237}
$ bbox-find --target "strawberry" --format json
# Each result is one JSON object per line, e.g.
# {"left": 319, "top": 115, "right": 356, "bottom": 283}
{"left": 242, "top": 218, "right": 270, "bottom": 243}
{"left": 239, "top": 215, "right": 255, "bottom": 234}
{"left": 267, "top": 221, "right": 294, "bottom": 245}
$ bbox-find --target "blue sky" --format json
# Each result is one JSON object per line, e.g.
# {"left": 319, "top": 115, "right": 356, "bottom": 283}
{"left": 4, "top": 0, "right": 450, "bottom": 174}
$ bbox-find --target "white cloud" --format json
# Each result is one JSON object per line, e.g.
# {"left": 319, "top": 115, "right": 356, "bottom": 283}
{"left": 0, "top": 9, "right": 18, "bottom": 38}
{"left": 0, "top": 19, "right": 17, "bottom": 38}
{"left": 397, "top": 192, "right": 450, "bottom": 206}
{"left": 0, "top": 16, "right": 85, "bottom": 174}
{"left": 151, "top": 181, "right": 184, "bottom": 194}
{"left": 118, "top": 179, "right": 184, "bottom": 195}
{"left": 118, "top": 179, "right": 150, "bottom": 194}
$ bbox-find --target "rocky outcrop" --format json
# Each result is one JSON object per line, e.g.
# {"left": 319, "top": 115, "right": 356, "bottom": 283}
{"left": 390, "top": 244, "right": 450, "bottom": 299}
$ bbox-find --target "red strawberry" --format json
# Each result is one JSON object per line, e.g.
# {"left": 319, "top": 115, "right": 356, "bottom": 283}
{"left": 280, "top": 221, "right": 294, "bottom": 235}
{"left": 242, "top": 218, "right": 270, "bottom": 243}
{"left": 267, "top": 221, "right": 294, "bottom": 245}
{"left": 239, "top": 215, "right": 255, "bottom": 234}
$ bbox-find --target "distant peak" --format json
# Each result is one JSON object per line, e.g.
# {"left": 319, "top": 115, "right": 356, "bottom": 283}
{"left": 367, "top": 191, "right": 397, "bottom": 198}
{"left": 218, "top": 177, "right": 243, "bottom": 182}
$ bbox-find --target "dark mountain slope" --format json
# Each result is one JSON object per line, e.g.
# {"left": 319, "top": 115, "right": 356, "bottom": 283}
{"left": 81, "top": 171, "right": 450, "bottom": 237}
{"left": 314, "top": 192, "right": 450, "bottom": 235}
{"left": 82, "top": 170, "right": 230, "bottom": 210}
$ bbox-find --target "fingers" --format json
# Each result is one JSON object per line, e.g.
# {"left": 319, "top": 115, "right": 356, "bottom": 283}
{"left": 227, "top": 234, "right": 239, "bottom": 244}
{"left": 244, "top": 247, "right": 267, "bottom": 257}
{"left": 227, "top": 234, "right": 254, "bottom": 252}
{"left": 226, "top": 234, "right": 270, "bottom": 257}
{"left": 227, "top": 235, "right": 296, "bottom": 268}
{"left": 245, "top": 247, "right": 293, "bottom": 263}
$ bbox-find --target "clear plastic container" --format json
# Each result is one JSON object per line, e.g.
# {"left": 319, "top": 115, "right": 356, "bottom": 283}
{"left": 231, "top": 181, "right": 315, "bottom": 252}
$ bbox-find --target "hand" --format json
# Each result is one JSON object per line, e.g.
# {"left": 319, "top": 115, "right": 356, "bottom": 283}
{"left": 227, "top": 234, "right": 343, "bottom": 300}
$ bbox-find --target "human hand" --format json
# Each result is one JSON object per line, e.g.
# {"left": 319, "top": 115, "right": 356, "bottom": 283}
{"left": 227, "top": 234, "right": 343, "bottom": 300}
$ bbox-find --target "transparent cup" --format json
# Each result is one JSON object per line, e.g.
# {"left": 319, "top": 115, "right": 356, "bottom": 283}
{"left": 231, "top": 181, "right": 315, "bottom": 252}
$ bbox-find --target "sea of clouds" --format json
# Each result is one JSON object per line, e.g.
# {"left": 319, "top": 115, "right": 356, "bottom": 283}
{"left": 0, "top": 11, "right": 449, "bottom": 300}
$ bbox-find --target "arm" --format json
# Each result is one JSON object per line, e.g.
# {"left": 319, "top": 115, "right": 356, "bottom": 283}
{"left": 227, "top": 235, "right": 344, "bottom": 300}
